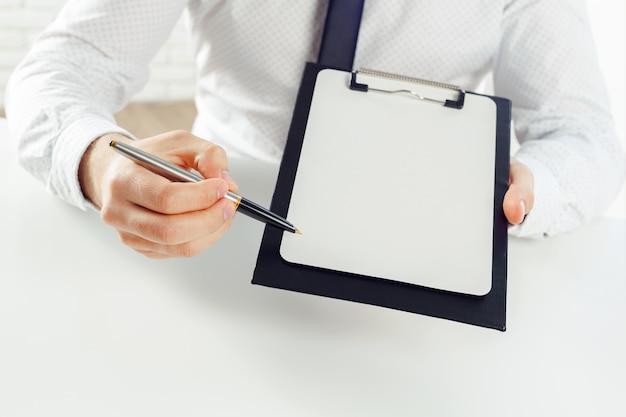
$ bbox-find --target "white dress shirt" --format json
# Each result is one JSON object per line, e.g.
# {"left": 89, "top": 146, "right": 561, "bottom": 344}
{"left": 5, "top": 0, "right": 625, "bottom": 238}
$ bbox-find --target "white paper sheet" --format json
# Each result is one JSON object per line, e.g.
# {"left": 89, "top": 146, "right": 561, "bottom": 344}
{"left": 280, "top": 69, "right": 497, "bottom": 295}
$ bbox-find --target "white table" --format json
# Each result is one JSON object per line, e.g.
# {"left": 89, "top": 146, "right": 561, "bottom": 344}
{"left": 1, "top": 118, "right": 625, "bottom": 417}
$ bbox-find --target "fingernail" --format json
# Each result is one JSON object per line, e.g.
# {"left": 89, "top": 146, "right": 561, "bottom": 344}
{"left": 520, "top": 199, "right": 527, "bottom": 223}
{"left": 217, "top": 182, "right": 229, "bottom": 199}
{"left": 223, "top": 200, "right": 236, "bottom": 221}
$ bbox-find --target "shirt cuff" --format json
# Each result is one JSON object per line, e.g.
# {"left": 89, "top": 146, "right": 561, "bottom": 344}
{"left": 508, "top": 154, "right": 562, "bottom": 239}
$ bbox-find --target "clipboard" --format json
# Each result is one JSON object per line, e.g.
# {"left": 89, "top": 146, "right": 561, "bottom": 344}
{"left": 253, "top": 62, "right": 510, "bottom": 330}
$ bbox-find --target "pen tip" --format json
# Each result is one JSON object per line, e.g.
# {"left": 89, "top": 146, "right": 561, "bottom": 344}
{"left": 295, "top": 229, "right": 303, "bottom": 235}
{"left": 109, "top": 140, "right": 117, "bottom": 147}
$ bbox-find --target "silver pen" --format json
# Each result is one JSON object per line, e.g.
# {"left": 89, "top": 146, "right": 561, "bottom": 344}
{"left": 109, "top": 140, "right": 301, "bottom": 234}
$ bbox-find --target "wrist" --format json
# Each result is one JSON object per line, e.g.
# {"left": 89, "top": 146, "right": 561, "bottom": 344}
{"left": 78, "top": 133, "right": 133, "bottom": 209}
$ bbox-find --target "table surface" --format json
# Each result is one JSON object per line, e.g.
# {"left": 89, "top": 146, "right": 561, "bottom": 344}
{"left": 1, "top": 119, "right": 625, "bottom": 417}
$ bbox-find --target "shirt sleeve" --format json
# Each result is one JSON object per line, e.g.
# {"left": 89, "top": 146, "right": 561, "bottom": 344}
{"left": 4, "top": 0, "right": 187, "bottom": 210}
{"left": 494, "top": 0, "right": 625, "bottom": 238}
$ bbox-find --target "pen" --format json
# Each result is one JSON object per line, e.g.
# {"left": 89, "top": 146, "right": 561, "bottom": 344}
{"left": 109, "top": 140, "right": 301, "bottom": 234}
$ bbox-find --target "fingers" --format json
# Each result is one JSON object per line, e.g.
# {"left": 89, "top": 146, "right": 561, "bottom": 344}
{"left": 101, "top": 184, "right": 237, "bottom": 258}
{"left": 97, "top": 130, "right": 240, "bottom": 258}
{"left": 503, "top": 158, "right": 535, "bottom": 225}
{"left": 141, "top": 130, "right": 239, "bottom": 192}
{"left": 102, "top": 195, "right": 235, "bottom": 242}
{"left": 117, "top": 211, "right": 235, "bottom": 258}
{"left": 111, "top": 165, "right": 232, "bottom": 215}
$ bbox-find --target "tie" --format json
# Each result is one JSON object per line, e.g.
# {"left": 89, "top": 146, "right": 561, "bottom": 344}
{"left": 317, "top": 0, "right": 365, "bottom": 71}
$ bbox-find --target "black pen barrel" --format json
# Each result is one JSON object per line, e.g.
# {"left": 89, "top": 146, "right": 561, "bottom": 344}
{"left": 237, "top": 197, "right": 297, "bottom": 233}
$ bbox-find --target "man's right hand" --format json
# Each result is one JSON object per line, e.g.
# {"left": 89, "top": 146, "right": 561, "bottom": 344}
{"left": 79, "top": 130, "right": 239, "bottom": 259}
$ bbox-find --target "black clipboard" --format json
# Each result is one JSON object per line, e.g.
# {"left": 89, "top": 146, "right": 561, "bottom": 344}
{"left": 253, "top": 62, "right": 510, "bottom": 331}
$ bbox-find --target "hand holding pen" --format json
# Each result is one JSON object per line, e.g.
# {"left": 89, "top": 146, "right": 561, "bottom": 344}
{"left": 79, "top": 131, "right": 298, "bottom": 259}
{"left": 109, "top": 139, "right": 300, "bottom": 234}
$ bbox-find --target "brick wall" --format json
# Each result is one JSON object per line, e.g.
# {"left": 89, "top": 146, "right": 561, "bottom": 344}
{"left": 0, "top": 0, "right": 195, "bottom": 107}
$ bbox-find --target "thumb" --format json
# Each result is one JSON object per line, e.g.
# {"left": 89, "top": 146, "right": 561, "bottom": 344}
{"left": 191, "top": 138, "right": 239, "bottom": 192}
{"left": 503, "top": 158, "right": 534, "bottom": 225}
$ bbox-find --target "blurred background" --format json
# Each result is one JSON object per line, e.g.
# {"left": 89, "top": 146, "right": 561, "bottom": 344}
{"left": 0, "top": 1, "right": 624, "bottom": 216}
